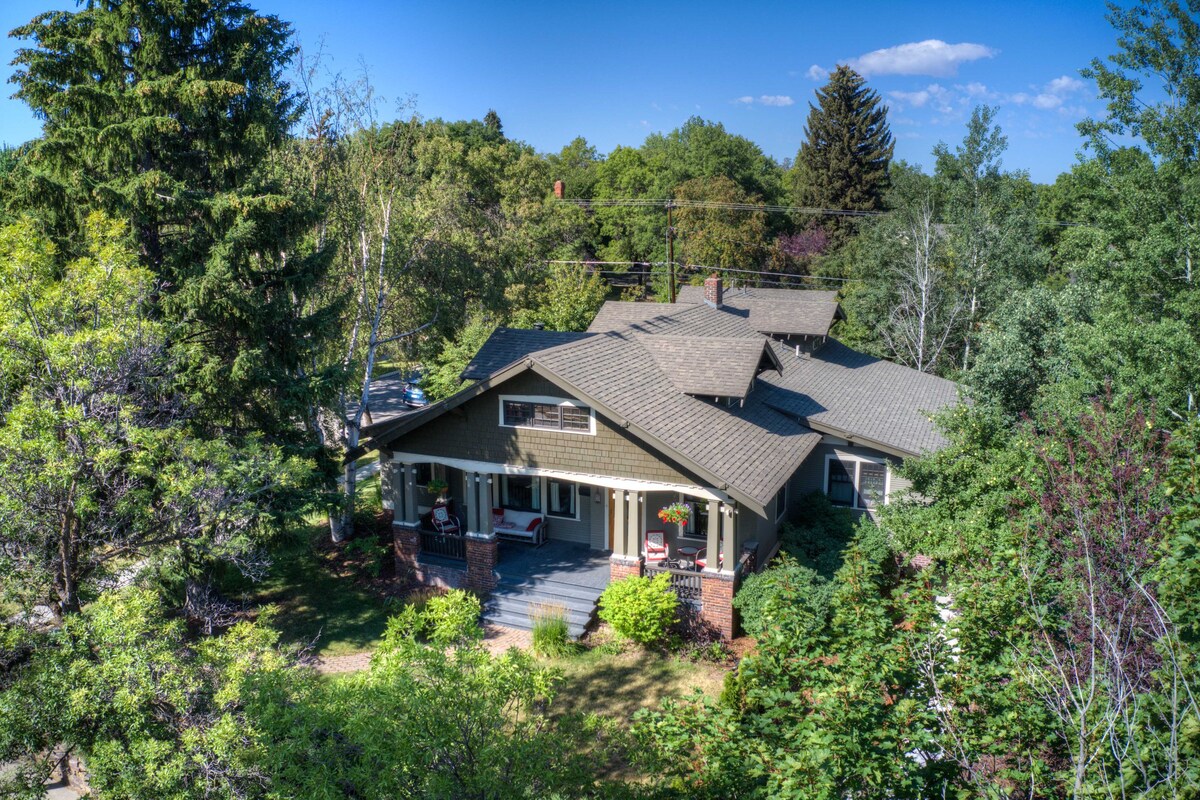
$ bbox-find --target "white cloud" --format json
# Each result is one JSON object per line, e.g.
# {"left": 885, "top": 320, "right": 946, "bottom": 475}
{"left": 888, "top": 83, "right": 953, "bottom": 113}
{"left": 806, "top": 64, "right": 829, "bottom": 81}
{"left": 732, "top": 95, "right": 795, "bottom": 107}
{"left": 846, "top": 39, "right": 997, "bottom": 77}
{"left": 1029, "top": 75, "right": 1086, "bottom": 109}
{"left": 1046, "top": 75, "right": 1084, "bottom": 94}
{"left": 961, "top": 82, "right": 992, "bottom": 99}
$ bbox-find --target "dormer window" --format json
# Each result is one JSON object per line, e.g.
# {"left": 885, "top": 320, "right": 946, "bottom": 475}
{"left": 500, "top": 395, "right": 595, "bottom": 434}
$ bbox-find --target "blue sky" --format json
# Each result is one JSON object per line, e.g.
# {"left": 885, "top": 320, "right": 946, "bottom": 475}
{"left": 2, "top": 0, "right": 1121, "bottom": 183}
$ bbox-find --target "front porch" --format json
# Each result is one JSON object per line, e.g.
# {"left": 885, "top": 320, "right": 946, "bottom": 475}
{"left": 387, "top": 454, "right": 747, "bottom": 638}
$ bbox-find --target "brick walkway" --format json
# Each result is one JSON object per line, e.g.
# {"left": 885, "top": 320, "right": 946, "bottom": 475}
{"left": 314, "top": 623, "right": 533, "bottom": 674}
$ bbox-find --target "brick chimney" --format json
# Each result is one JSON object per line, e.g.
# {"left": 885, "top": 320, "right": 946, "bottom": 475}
{"left": 553, "top": 180, "right": 565, "bottom": 199}
{"left": 703, "top": 273, "right": 723, "bottom": 308}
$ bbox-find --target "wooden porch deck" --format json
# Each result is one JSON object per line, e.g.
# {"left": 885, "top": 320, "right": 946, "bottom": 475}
{"left": 495, "top": 539, "right": 611, "bottom": 590}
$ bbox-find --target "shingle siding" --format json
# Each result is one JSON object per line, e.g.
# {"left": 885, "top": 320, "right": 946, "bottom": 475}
{"left": 389, "top": 370, "right": 703, "bottom": 488}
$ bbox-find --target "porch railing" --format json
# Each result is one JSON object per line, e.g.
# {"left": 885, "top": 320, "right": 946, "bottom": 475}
{"left": 419, "top": 529, "right": 466, "bottom": 561}
{"left": 644, "top": 562, "right": 702, "bottom": 603}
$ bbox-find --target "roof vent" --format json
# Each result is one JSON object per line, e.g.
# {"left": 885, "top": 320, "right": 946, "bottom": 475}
{"left": 703, "top": 273, "right": 723, "bottom": 308}
{"left": 533, "top": 321, "right": 546, "bottom": 330}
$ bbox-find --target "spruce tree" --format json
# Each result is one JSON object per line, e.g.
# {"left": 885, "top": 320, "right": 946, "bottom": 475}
{"left": 8, "top": 0, "right": 334, "bottom": 447}
{"left": 794, "top": 65, "right": 894, "bottom": 241}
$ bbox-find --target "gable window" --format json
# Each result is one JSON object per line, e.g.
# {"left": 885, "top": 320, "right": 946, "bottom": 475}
{"left": 547, "top": 480, "right": 577, "bottom": 519}
{"left": 825, "top": 456, "right": 889, "bottom": 511}
{"left": 500, "top": 396, "right": 594, "bottom": 434}
{"left": 501, "top": 474, "right": 541, "bottom": 512}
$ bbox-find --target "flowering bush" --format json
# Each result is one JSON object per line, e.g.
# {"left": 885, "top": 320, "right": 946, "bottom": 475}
{"left": 657, "top": 502, "right": 690, "bottom": 525}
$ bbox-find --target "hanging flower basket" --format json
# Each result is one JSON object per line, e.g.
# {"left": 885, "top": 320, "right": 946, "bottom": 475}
{"left": 657, "top": 502, "right": 690, "bottom": 525}
{"left": 426, "top": 478, "right": 449, "bottom": 496}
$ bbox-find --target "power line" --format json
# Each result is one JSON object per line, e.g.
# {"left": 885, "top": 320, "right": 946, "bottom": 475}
{"left": 558, "top": 196, "right": 1091, "bottom": 228}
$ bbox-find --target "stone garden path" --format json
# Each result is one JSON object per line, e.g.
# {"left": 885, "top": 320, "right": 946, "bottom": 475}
{"left": 315, "top": 623, "right": 533, "bottom": 674}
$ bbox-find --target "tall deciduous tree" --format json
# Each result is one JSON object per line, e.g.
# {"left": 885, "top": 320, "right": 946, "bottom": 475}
{"left": 8, "top": 0, "right": 335, "bottom": 447}
{"left": 934, "top": 106, "right": 1044, "bottom": 371}
{"left": 0, "top": 215, "right": 308, "bottom": 620}
{"left": 1078, "top": 0, "right": 1200, "bottom": 415}
{"left": 793, "top": 65, "right": 894, "bottom": 243}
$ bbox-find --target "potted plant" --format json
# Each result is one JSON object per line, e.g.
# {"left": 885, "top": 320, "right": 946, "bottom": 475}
{"left": 426, "top": 478, "right": 449, "bottom": 500}
{"left": 657, "top": 501, "right": 690, "bottom": 526}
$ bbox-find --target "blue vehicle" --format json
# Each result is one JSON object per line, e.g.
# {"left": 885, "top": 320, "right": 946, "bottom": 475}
{"left": 402, "top": 370, "right": 428, "bottom": 407}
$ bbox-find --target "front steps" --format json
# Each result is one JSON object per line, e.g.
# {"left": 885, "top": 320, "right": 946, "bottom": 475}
{"left": 483, "top": 573, "right": 603, "bottom": 639}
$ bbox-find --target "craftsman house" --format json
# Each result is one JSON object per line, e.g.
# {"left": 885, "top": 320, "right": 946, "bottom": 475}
{"left": 364, "top": 275, "right": 957, "bottom": 638}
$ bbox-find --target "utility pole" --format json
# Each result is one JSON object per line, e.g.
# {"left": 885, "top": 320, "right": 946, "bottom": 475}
{"left": 666, "top": 201, "right": 676, "bottom": 303}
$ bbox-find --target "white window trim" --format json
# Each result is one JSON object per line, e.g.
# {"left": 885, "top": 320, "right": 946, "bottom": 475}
{"left": 545, "top": 479, "right": 580, "bottom": 521}
{"left": 498, "top": 394, "right": 596, "bottom": 436}
{"left": 775, "top": 483, "right": 788, "bottom": 522}
{"left": 823, "top": 453, "right": 890, "bottom": 511}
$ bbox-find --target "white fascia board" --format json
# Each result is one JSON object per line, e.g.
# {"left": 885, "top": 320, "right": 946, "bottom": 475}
{"left": 390, "top": 451, "right": 729, "bottom": 502}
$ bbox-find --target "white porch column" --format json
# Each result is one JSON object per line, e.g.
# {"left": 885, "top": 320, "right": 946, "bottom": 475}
{"left": 625, "top": 490, "right": 642, "bottom": 557}
{"left": 705, "top": 499, "right": 721, "bottom": 571}
{"left": 612, "top": 490, "right": 628, "bottom": 556}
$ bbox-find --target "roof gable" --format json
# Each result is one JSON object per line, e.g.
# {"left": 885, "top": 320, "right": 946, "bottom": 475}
{"left": 637, "top": 335, "right": 779, "bottom": 400}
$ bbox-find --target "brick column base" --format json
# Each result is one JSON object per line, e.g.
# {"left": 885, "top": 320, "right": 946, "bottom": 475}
{"left": 394, "top": 523, "right": 419, "bottom": 580}
{"left": 700, "top": 571, "right": 737, "bottom": 640}
{"left": 464, "top": 533, "right": 498, "bottom": 592}
{"left": 609, "top": 555, "right": 644, "bottom": 583}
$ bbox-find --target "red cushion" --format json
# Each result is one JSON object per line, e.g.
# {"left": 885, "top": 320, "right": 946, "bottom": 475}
{"left": 525, "top": 517, "right": 542, "bottom": 532}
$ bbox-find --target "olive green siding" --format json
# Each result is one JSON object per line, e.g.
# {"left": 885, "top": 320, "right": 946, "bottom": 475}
{"left": 390, "top": 370, "right": 704, "bottom": 487}
{"left": 787, "top": 441, "right": 910, "bottom": 516}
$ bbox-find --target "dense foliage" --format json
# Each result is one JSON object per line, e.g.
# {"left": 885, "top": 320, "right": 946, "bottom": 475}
{"left": 3, "top": 0, "right": 1200, "bottom": 797}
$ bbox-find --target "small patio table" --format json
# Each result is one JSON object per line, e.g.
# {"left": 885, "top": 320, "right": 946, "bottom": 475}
{"left": 677, "top": 545, "right": 699, "bottom": 571}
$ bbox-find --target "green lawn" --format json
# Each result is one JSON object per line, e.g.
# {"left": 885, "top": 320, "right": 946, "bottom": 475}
{"left": 547, "top": 645, "right": 726, "bottom": 721}
{"left": 222, "top": 526, "right": 395, "bottom": 658}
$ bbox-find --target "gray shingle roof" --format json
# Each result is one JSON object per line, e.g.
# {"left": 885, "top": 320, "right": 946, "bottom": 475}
{"left": 530, "top": 332, "right": 820, "bottom": 509}
{"left": 587, "top": 301, "right": 764, "bottom": 338}
{"left": 462, "top": 327, "right": 594, "bottom": 380}
{"left": 637, "top": 335, "right": 772, "bottom": 399}
{"left": 677, "top": 285, "right": 839, "bottom": 304}
{"left": 366, "top": 288, "right": 960, "bottom": 506}
{"left": 604, "top": 290, "right": 842, "bottom": 338}
{"left": 758, "top": 339, "right": 959, "bottom": 454}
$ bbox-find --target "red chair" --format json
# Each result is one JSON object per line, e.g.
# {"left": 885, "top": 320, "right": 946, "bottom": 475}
{"left": 694, "top": 547, "right": 724, "bottom": 571}
{"left": 644, "top": 530, "right": 668, "bottom": 560}
{"left": 431, "top": 505, "right": 461, "bottom": 534}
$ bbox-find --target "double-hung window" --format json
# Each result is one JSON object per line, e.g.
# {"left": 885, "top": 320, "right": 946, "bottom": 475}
{"left": 500, "top": 396, "right": 593, "bottom": 434}
{"left": 825, "top": 456, "right": 888, "bottom": 510}
{"left": 501, "top": 475, "right": 541, "bottom": 512}
{"left": 547, "top": 480, "right": 577, "bottom": 519}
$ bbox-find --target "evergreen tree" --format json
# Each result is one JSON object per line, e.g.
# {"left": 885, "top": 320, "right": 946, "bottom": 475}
{"left": 8, "top": 0, "right": 335, "bottom": 447}
{"left": 793, "top": 65, "right": 893, "bottom": 242}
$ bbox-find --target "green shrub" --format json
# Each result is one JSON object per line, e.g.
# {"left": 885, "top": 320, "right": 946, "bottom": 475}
{"left": 779, "top": 492, "right": 857, "bottom": 577}
{"left": 422, "top": 589, "right": 483, "bottom": 645}
{"left": 531, "top": 605, "right": 576, "bottom": 658}
{"left": 734, "top": 553, "right": 833, "bottom": 639}
{"left": 597, "top": 573, "right": 678, "bottom": 646}
{"left": 344, "top": 535, "right": 387, "bottom": 577}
